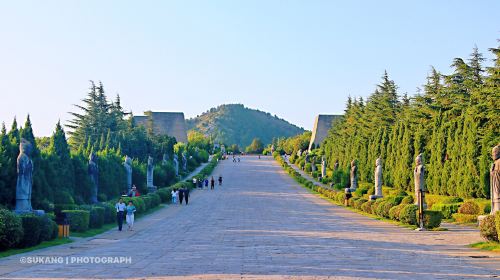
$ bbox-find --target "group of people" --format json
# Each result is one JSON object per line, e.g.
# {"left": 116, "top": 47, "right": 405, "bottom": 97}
{"left": 232, "top": 155, "right": 241, "bottom": 162}
{"left": 170, "top": 187, "right": 190, "bottom": 205}
{"left": 193, "top": 176, "right": 223, "bottom": 190}
{"left": 115, "top": 198, "right": 137, "bottom": 231}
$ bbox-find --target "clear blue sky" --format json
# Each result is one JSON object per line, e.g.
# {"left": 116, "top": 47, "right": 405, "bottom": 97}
{"left": 1, "top": 0, "right": 499, "bottom": 136}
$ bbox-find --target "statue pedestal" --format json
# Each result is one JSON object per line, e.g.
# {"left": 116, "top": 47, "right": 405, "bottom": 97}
{"left": 15, "top": 209, "right": 45, "bottom": 216}
{"left": 148, "top": 186, "right": 157, "bottom": 193}
{"left": 369, "top": 195, "right": 383, "bottom": 201}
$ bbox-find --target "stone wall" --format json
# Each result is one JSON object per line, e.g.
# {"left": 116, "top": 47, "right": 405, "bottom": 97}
{"left": 308, "top": 114, "right": 340, "bottom": 151}
{"left": 134, "top": 112, "right": 188, "bottom": 143}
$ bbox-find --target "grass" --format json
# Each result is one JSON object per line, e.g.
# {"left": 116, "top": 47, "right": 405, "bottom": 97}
{"left": 0, "top": 238, "right": 73, "bottom": 258}
{"left": 470, "top": 241, "right": 500, "bottom": 252}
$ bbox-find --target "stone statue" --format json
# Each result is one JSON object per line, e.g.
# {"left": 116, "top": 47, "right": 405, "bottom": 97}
{"left": 147, "top": 156, "right": 156, "bottom": 192}
{"left": 182, "top": 152, "right": 187, "bottom": 171}
{"left": 123, "top": 156, "right": 133, "bottom": 193}
{"left": 334, "top": 160, "right": 339, "bottom": 171}
{"left": 305, "top": 153, "right": 310, "bottom": 163}
{"left": 173, "top": 154, "right": 179, "bottom": 176}
{"left": 350, "top": 160, "right": 358, "bottom": 191}
{"left": 370, "top": 158, "right": 383, "bottom": 200}
{"left": 88, "top": 153, "right": 99, "bottom": 204}
{"left": 490, "top": 145, "right": 500, "bottom": 214}
{"left": 15, "top": 139, "right": 34, "bottom": 213}
{"left": 414, "top": 153, "right": 426, "bottom": 209}
{"left": 321, "top": 156, "right": 326, "bottom": 178}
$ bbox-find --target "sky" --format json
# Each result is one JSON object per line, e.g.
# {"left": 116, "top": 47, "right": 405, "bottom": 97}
{"left": 0, "top": 0, "right": 499, "bottom": 136}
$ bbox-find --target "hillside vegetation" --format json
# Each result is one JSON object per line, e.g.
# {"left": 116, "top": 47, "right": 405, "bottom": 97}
{"left": 186, "top": 104, "right": 305, "bottom": 148}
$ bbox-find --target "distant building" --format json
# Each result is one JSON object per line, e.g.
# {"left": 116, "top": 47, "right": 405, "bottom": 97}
{"left": 134, "top": 111, "right": 188, "bottom": 143}
{"left": 308, "top": 114, "right": 341, "bottom": 151}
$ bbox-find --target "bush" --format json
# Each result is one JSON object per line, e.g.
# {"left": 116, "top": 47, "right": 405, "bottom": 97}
{"left": 353, "top": 199, "right": 367, "bottom": 210}
{"left": 157, "top": 188, "right": 172, "bottom": 203}
{"left": 389, "top": 204, "right": 406, "bottom": 221}
{"left": 423, "top": 210, "right": 443, "bottom": 229}
{"left": 495, "top": 211, "right": 500, "bottom": 240}
{"left": 479, "top": 215, "right": 498, "bottom": 242}
{"left": 0, "top": 209, "right": 23, "bottom": 250}
{"left": 101, "top": 203, "right": 116, "bottom": 224}
{"left": 361, "top": 201, "right": 374, "bottom": 213}
{"left": 441, "top": 197, "right": 463, "bottom": 204}
{"left": 335, "top": 192, "right": 345, "bottom": 204}
{"left": 62, "top": 210, "right": 90, "bottom": 232}
{"left": 89, "top": 207, "right": 105, "bottom": 229}
{"left": 18, "top": 215, "right": 42, "bottom": 248}
{"left": 142, "top": 196, "right": 152, "bottom": 210}
{"left": 458, "top": 201, "right": 480, "bottom": 215}
{"left": 54, "top": 191, "right": 75, "bottom": 204}
{"left": 122, "top": 197, "right": 145, "bottom": 214}
{"left": 38, "top": 215, "right": 56, "bottom": 242}
{"left": 431, "top": 203, "right": 461, "bottom": 219}
{"left": 54, "top": 204, "right": 79, "bottom": 216}
{"left": 51, "top": 220, "right": 59, "bottom": 239}
{"left": 377, "top": 200, "right": 399, "bottom": 218}
{"left": 452, "top": 213, "right": 478, "bottom": 224}
{"left": 401, "top": 196, "right": 414, "bottom": 204}
{"left": 148, "top": 193, "right": 161, "bottom": 208}
{"left": 399, "top": 204, "right": 418, "bottom": 225}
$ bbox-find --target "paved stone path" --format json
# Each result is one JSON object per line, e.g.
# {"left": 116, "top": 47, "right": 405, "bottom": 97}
{"left": 0, "top": 156, "right": 499, "bottom": 279}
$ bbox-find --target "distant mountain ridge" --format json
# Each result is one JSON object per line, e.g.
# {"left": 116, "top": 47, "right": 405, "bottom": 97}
{"left": 186, "top": 104, "right": 305, "bottom": 148}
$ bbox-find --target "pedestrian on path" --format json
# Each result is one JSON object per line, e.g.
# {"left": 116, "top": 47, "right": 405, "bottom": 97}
{"left": 179, "top": 188, "right": 184, "bottom": 205}
{"left": 115, "top": 198, "right": 126, "bottom": 231}
{"left": 197, "top": 179, "right": 203, "bottom": 189}
{"left": 184, "top": 187, "right": 190, "bottom": 205}
{"left": 126, "top": 201, "right": 136, "bottom": 231}
{"left": 210, "top": 176, "right": 215, "bottom": 189}
{"left": 204, "top": 178, "right": 209, "bottom": 188}
{"left": 171, "top": 189, "right": 177, "bottom": 204}
{"left": 218, "top": 175, "right": 223, "bottom": 186}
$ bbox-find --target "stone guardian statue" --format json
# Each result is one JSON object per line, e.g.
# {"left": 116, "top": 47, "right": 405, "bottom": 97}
{"left": 123, "top": 156, "right": 133, "bottom": 193}
{"left": 88, "top": 153, "right": 99, "bottom": 204}
{"left": 490, "top": 145, "right": 500, "bottom": 214}
{"left": 147, "top": 156, "right": 156, "bottom": 192}
{"left": 173, "top": 154, "right": 179, "bottom": 176}
{"left": 370, "top": 158, "right": 383, "bottom": 200}
{"left": 15, "top": 139, "right": 34, "bottom": 213}
{"left": 349, "top": 160, "right": 358, "bottom": 191}
{"left": 414, "top": 153, "right": 426, "bottom": 209}
{"left": 182, "top": 152, "right": 187, "bottom": 171}
{"left": 321, "top": 156, "right": 326, "bottom": 178}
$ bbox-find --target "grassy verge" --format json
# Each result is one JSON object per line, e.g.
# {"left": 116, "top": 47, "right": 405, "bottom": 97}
{"left": 470, "top": 242, "right": 500, "bottom": 252}
{"left": 0, "top": 239, "right": 73, "bottom": 258}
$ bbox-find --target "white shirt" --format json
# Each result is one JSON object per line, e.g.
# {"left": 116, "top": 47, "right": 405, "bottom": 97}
{"left": 115, "top": 202, "right": 126, "bottom": 212}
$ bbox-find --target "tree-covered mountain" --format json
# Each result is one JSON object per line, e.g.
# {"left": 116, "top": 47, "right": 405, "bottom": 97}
{"left": 186, "top": 104, "right": 305, "bottom": 148}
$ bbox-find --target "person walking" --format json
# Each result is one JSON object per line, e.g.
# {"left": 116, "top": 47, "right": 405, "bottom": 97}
{"left": 210, "top": 176, "right": 215, "bottom": 190}
{"left": 218, "top": 175, "right": 223, "bottom": 186}
{"left": 184, "top": 187, "right": 190, "bottom": 205}
{"left": 179, "top": 188, "right": 184, "bottom": 205}
{"left": 204, "top": 178, "right": 209, "bottom": 188}
{"left": 171, "top": 189, "right": 177, "bottom": 204}
{"left": 126, "top": 201, "right": 136, "bottom": 231}
{"left": 197, "top": 179, "right": 203, "bottom": 189}
{"left": 115, "top": 198, "right": 126, "bottom": 231}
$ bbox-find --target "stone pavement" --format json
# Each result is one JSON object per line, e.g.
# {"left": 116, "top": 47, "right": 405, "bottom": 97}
{"left": 0, "top": 156, "right": 499, "bottom": 279}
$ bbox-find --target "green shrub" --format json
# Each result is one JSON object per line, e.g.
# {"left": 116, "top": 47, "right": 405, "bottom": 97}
{"left": 353, "top": 185, "right": 369, "bottom": 197}
{"left": 379, "top": 200, "right": 399, "bottom": 218}
{"left": 54, "top": 191, "right": 75, "bottom": 204}
{"left": 458, "top": 201, "right": 480, "bottom": 215}
{"left": 441, "top": 197, "right": 463, "bottom": 204}
{"left": 423, "top": 210, "right": 443, "bottom": 229}
{"left": 394, "top": 190, "right": 408, "bottom": 197}
{"left": 54, "top": 204, "right": 79, "bottom": 215}
{"left": 101, "top": 203, "right": 116, "bottom": 224}
{"left": 148, "top": 193, "right": 161, "bottom": 208}
{"left": 371, "top": 200, "right": 384, "bottom": 215}
{"left": 38, "top": 215, "right": 56, "bottom": 242}
{"left": 389, "top": 204, "right": 406, "bottom": 221}
{"left": 479, "top": 215, "right": 498, "bottom": 242}
{"left": 0, "top": 209, "right": 23, "bottom": 250}
{"left": 305, "top": 163, "right": 312, "bottom": 172}
{"left": 399, "top": 204, "right": 418, "bottom": 225}
{"left": 157, "top": 188, "right": 172, "bottom": 203}
{"left": 62, "top": 210, "right": 90, "bottom": 232}
{"left": 431, "top": 203, "right": 461, "bottom": 219}
{"left": 89, "top": 207, "right": 105, "bottom": 229}
{"left": 335, "top": 192, "right": 345, "bottom": 204}
{"left": 354, "top": 199, "right": 367, "bottom": 210}
{"left": 361, "top": 201, "right": 374, "bottom": 213}
{"left": 401, "top": 196, "right": 414, "bottom": 204}
{"left": 51, "top": 220, "right": 59, "bottom": 239}
{"left": 452, "top": 213, "right": 478, "bottom": 224}
{"left": 18, "top": 215, "right": 42, "bottom": 248}
{"left": 495, "top": 211, "right": 500, "bottom": 240}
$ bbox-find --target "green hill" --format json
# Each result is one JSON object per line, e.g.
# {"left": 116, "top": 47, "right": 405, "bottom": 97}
{"left": 186, "top": 104, "right": 305, "bottom": 148}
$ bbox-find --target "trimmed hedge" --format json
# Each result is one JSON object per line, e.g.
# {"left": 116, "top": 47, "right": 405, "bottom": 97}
{"left": 0, "top": 209, "right": 23, "bottom": 250}
{"left": 424, "top": 210, "right": 443, "bottom": 229}
{"left": 431, "top": 203, "right": 461, "bottom": 219}
{"left": 101, "top": 203, "right": 116, "bottom": 224}
{"left": 458, "top": 201, "right": 480, "bottom": 215}
{"left": 399, "top": 205, "right": 418, "bottom": 225}
{"left": 452, "top": 213, "right": 478, "bottom": 224}
{"left": 495, "top": 211, "right": 500, "bottom": 240}
{"left": 38, "top": 215, "right": 56, "bottom": 242}
{"left": 479, "top": 214, "right": 498, "bottom": 242}
{"left": 18, "top": 215, "right": 42, "bottom": 248}
{"left": 89, "top": 207, "right": 105, "bottom": 229}
{"left": 62, "top": 210, "right": 90, "bottom": 232}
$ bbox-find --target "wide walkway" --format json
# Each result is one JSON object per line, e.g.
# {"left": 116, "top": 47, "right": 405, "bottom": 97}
{"left": 0, "top": 156, "right": 499, "bottom": 279}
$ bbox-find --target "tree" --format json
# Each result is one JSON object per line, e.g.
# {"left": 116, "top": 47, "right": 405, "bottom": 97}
{"left": 246, "top": 138, "right": 264, "bottom": 154}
